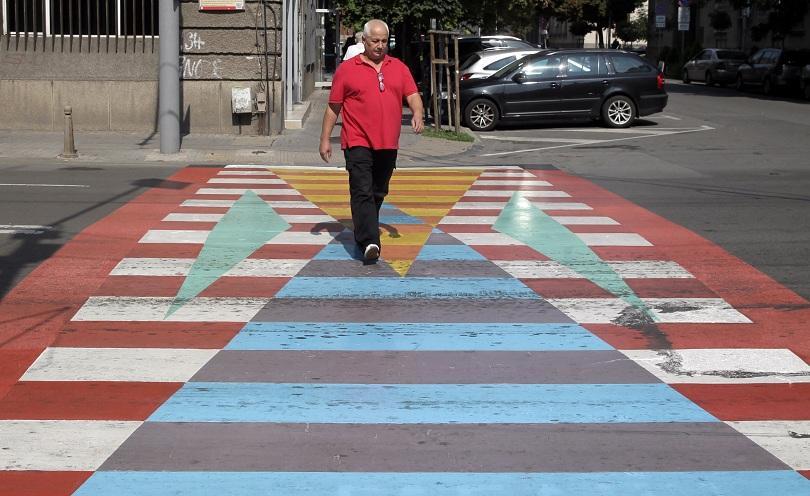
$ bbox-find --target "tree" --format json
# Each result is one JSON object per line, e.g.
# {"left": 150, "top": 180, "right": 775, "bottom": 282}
{"left": 615, "top": 10, "right": 647, "bottom": 46}
{"left": 554, "top": 0, "right": 644, "bottom": 47}
{"left": 728, "top": 0, "right": 809, "bottom": 47}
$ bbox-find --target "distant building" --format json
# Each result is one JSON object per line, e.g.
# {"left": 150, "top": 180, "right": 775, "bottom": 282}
{"left": 0, "top": 0, "right": 321, "bottom": 135}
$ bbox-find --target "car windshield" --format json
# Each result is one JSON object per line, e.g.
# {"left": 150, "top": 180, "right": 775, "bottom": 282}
{"left": 717, "top": 50, "right": 747, "bottom": 60}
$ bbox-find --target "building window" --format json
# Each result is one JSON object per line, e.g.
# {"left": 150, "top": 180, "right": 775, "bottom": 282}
{"left": 2, "top": 0, "right": 157, "bottom": 37}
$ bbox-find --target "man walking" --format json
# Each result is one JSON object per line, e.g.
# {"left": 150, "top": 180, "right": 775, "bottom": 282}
{"left": 319, "top": 19, "right": 424, "bottom": 261}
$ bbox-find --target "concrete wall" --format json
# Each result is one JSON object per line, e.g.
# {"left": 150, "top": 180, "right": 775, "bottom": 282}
{"left": 0, "top": 0, "right": 284, "bottom": 134}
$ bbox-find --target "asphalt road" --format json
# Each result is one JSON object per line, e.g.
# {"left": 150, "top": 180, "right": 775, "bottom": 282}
{"left": 458, "top": 80, "right": 810, "bottom": 301}
{"left": 0, "top": 164, "right": 180, "bottom": 298}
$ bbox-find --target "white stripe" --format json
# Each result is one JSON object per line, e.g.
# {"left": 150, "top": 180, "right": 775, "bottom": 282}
{"left": 208, "top": 178, "right": 287, "bottom": 184}
{"left": 448, "top": 232, "right": 650, "bottom": 247}
{"left": 494, "top": 260, "right": 693, "bottom": 279}
{"left": 181, "top": 199, "right": 317, "bottom": 208}
{"left": 217, "top": 170, "right": 278, "bottom": 176}
{"left": 514, "top": 260, "right": 691, "bottom": 278}
{"left": 472, "top": 180, "right": 553, "bottom": 186}
{"left": 111, "top": 258, "right": 309, "bottom": 277}
{"left": 547, "top": 298, "right": 751, "bottom": 324}
{"left": 727, "top": 421, "right": 810, "bottom": 470}
{"left": 163, "top": 212, "right": 335, "bottom": 223}
{"left": 452, "top": 202, "right": 508, "bottom": 210}
{"left": 575, "top": 233, "right": 652, "bottom": 247}
{"left": 479, "top": 172, "right": 537, "bottom": 177}
{"left": 549, "top": 216, "right": 619, "bottom": 225}
{"left": 22, "top": 347, "right": 218, "bottom": 382}
{"left": 463, "top": 190, "right": 570, "bottom": 197}
{"left": 480, "top": 136, "right": 599, "bottom": 144}
{"left": 531, "top": 202, "right": 592, "bottom": 210}
{"left": 139, "top": 230, "right": 339, "bottom": 245}
{"left": 0, "top": 420, "right": 142, "bottom": 470}
{"left": 196, "top": 188, "right": 299, "bottom": 195}
{"left": 621, "top": 349, "right": 810, "bottom": 384}
{"left": 439, "top": 216, "right": 619, "bottom": 226}
{"left": 0, "top": 183, "right": 90, "bottom": 188}
{"left": 0, "top": 224, "right": 53, "bottom": 230}
{"left": 71, "top": 296, "right": 270, "bottom": 322}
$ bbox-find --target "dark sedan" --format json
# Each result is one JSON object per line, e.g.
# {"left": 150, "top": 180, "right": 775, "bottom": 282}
{"left": 736, "top": 48, "right": 810, "bottom": 95}
{"left": 682, "top": 48, "right": 747, "bottom": 86}
{"left": 459, "top": 49, "right": 667, "bottom": 131}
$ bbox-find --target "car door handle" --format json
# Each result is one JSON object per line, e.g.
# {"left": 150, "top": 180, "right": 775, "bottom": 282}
{"left": 550, "top": 82, "right": 560, "bottom": 89}
{"left": 601, "top": 80, "right": 609, "bottom": 85}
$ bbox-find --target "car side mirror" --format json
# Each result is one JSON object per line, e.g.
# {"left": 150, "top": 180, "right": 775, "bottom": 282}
{"left": 512, "top": 72, "right": 527, "bottom": 83}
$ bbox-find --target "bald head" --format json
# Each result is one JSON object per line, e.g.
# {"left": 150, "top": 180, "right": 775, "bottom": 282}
{"left": 361, "top": 19, "right": 389, "bottom": 63}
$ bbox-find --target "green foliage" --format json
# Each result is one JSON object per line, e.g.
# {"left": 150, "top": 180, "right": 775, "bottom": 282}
{"left": 615, "top": 10, "right": 648, "bottom": 44}
{"left": 339, "top": 0, "right": 464, "bottom": 32}
{"left": 728, "top": 0, "right": 808, "bottom": 45}
{"left": 709, "top": 10, "right": 732, "bottom": 32}
{"left": 422, "top": 127, "right": 475, "bottom": 142}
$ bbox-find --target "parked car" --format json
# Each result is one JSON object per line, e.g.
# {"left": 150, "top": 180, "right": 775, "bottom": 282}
{"left": 459, "top": 48, "right": 543, "bottom": 81}
{"left": 735, "top": 48, "right": 810, "bottom": 95}
{"left": 801, "top": 64, "right": 810, "bottom": 100}
{"left": 682, "top": 48, "right": 747, "bottom": 87}
{"left": 457, "top": 36, "right": 537, "bottom": 67}
{"left": 459, "top": 49, "right": 667, "bottom": 131}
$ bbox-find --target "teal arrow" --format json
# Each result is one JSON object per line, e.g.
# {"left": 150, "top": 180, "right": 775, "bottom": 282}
{"left": 493, "top": 193, "right": 656, "bottom": 323}
{"left": 165, "top": 190, "right": 291, "bottom": 317}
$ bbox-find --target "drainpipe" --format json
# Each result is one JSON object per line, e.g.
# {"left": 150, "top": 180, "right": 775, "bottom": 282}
{"left": 159, "top": 0, "right": 180, "bottom": 154}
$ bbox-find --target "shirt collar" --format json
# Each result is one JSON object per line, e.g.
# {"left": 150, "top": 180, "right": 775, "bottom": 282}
{"left": 354, "top": 54, "right": 391, "bottom": 66}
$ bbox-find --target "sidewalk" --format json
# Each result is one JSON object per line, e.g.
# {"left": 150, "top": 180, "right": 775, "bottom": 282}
{"left": 0, "top": 90, "right": 476, "bottom": 167}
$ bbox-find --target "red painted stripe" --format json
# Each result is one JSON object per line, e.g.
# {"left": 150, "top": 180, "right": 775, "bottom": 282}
{"left": 446, "top": 209, "right": 501, "bottom": 215}
{"left": 273, "top": 208, "right": 326, "bottom": 215}
{"left": 54, "top": 321, "right": 242, "bottom": 349}
{"left": 94, "top": 276, "right": 183, "bottom": 297}
{"left": 524, "top": 279, "right": 613, "bottom": 298}
{"left": 672, "top": 384, "right": 810, "bottom": 421}
{"left": 469, "top": 185, "right": 556, "bottom": 190}
{"left": 626, "top": 278, "right": 718, "bottom": 299}
{"left": 200, "top": 277, "right": 289, "bottom": 298}
{"left": 471, "top": 245, "right": 549, "bottom": 261}
{"left": 565, "top": 225, "right": 638, "bottom": 234}
{"left": 155, "top": 221, "right": 216, "bottom": 231}
{"left": 800, "top": 470, "right": 810, "bottom": 480}
{"left": 0, "top": 382, "right": 181, "bottom": 421}
{"left": 0, "top": 350, "right": 42, "bottom": 400}
{"left": 0, "top": 471, "right": 91, "bottom": 496}
{"left": 287, "top": 223, "right": 346, "bottom": 232}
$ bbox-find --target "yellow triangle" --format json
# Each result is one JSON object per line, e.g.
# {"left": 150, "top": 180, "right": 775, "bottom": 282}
{"left": 273, "top": 168, "right": 485, "bottom": 277}
{"left": 387, "top": 259, "right": 414, "bottom": 277}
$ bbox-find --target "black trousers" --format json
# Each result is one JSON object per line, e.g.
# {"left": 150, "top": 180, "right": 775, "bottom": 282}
{"left": 344, "top": 147, "right": 397, "bottom": 251}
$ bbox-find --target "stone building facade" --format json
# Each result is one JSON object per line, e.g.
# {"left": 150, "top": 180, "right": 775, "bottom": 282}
{"left": 0, "top": 0, "right": 317, "bottom": 135}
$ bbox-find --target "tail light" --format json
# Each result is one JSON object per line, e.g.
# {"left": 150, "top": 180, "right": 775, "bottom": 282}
{"left": 460, "top": 73, "right": 473, "bottom": 81}
{"left": 657, "top": 73, "right": 665, "bottom": 89}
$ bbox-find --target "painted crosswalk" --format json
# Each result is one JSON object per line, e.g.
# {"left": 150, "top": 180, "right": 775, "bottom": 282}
{"left": 0, "top": 164, "right": 808, "bottom": 495}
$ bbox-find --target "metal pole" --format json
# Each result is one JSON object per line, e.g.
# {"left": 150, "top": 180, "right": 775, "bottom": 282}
{"left": 60, "top": 106, "right": 78, "bottom": 159}
{"left": 159, "top": 0, "right": 180, "bottom": 154}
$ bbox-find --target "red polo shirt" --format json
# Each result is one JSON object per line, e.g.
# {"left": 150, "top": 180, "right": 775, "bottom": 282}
{"left": 329, "top": 55, "right": 418, "bottom": 150}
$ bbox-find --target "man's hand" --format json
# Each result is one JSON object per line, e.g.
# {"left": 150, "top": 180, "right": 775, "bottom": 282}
{"left": 319, "top": 138, "right": 332, "bottom": 162}
{"left": 411, "top": 115, "right": 424, "bottom": 134}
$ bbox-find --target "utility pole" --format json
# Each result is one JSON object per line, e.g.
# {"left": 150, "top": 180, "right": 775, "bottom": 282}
{"left": 159, "top": 0, "right": 181, "bottom": 154}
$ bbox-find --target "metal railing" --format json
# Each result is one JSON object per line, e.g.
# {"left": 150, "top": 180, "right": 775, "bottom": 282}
{"left": 2, "top": 0, "right": 158, "bottom": 53}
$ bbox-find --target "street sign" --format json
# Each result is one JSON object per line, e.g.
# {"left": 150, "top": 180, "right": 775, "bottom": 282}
{"left": 656, "top": 15, "right": 666, "bottom": 28}
{"left": 678, "top": 0, "right": 690, "bottom": 6}
{"left": 678, "top": 6, "right": 690, "bottom": 31}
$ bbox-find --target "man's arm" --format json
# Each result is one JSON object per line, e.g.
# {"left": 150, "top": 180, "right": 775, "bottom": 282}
{"left": 319, "top": 102, "right": 342, "bottom": 162}
{"left": 406, "top": 93, "right": 424, "bottom": 134}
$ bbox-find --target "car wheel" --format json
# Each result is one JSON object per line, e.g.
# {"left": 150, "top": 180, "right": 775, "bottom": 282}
{"left": 682, "top": 70, "right": 690, "bottom": 84}
{"left": 602, "top": 95, "right": 636, "bottom": 129}
{"left": 735, "top": 74, "right": 745, "bottom": 91}
{"left": 464, "top": 98, "right": 499, "bottom": 132}
{"left": 763, "top": 77, "right": 774, "bottom": 96}
{"left": 705, "top": 71, "right": 714, "bottom": 86}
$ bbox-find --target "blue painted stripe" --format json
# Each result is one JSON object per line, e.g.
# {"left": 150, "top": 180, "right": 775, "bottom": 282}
{"left": 379, "top": 215, "right": 424, "bottom": 224}
{"left": 275, "top": 277, "right": 538, "bottom": 299}
{"left": 76, "top": 471, "right": 810, "bottom": 496}
{"left": 313, "top": 243, "right": 360, "bottom": 260}
{"left": 226, "top": 322, "right": 612, "bottom": 351}
{"left": 148, "top": 383, "right": 716, "bottom": 423}
{"left": 416, "top": 245, "right": 486, "bottom": 260}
